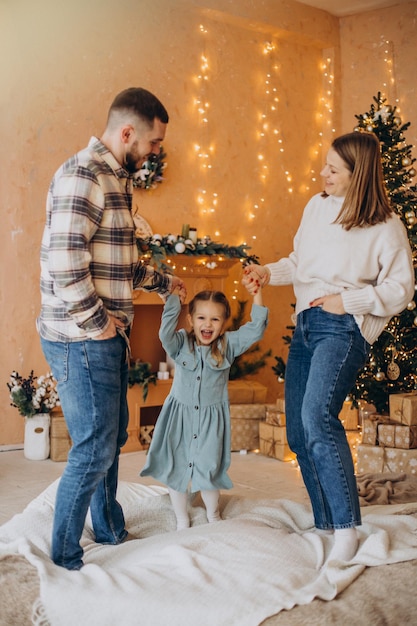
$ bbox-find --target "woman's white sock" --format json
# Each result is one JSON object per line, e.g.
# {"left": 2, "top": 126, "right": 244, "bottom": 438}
{"left": 327, "top": 527, "right": 358, "bottom": 562}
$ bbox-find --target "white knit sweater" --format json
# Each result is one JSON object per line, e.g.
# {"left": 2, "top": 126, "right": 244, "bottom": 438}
{"left": 266, "top": 193, "right": 414, "bottom": 344}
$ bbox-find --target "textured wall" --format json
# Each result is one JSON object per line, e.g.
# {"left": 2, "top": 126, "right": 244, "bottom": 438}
{"left": 0, "top": 0, "right": 415, "bottom": 445}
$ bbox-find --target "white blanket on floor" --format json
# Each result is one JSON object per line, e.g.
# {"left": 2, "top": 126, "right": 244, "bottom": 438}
{"left": 1, "top": 480, "right": 417, "bottom": 626}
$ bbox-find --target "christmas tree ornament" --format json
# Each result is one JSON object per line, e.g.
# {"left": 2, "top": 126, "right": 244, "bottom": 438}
{"left": 375, "top": 370, "right": 386, "bottom": 381}
{"left": 406, "top": 301, "right": 416, "bottom": 310}
{"left": 174, "top": 241, "right": 186, "bottom": 254}
{"left": 387, "top": 349, "right": 400, "bottom": 381}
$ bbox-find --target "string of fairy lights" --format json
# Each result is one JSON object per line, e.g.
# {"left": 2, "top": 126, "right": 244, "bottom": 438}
{"left": 191, "top": 27, "right": 339, "bottom": 226}
{"left": 193, "top": 24, "right": 220, "bottom": 240}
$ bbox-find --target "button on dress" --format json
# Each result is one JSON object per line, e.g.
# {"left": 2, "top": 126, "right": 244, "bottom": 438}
{"left": 140, "top": 294, "right": 268, "bottom": 493}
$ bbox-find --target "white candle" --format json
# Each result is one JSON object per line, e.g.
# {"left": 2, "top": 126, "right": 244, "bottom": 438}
{"left": 189, "top": 227, "right": 197, "bottom": 244}
{"left": 157, "top": 371, "right": 169, "bottom": 380}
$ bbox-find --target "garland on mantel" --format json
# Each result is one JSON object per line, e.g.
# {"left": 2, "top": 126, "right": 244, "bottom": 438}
{"left": 136, "top": 234, "right": 259, "bottom": 268}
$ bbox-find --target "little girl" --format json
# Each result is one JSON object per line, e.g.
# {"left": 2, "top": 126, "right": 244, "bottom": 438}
{"left": 140, "top": 285, "right": 268, "bottom": 529}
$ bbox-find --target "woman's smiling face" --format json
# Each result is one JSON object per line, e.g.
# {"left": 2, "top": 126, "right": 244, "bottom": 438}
{"left": 188, "top": 300, "right": 226, "bottom": 346}
{"left": 320, "top": 147, "right": 352, "bottom": 197}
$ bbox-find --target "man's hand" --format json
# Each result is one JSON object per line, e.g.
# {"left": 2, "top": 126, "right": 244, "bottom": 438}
{"left": 93, "top": 314, "right": 126, "bottom": 340}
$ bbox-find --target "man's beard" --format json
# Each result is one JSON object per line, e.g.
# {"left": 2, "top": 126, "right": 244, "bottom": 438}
{"left": 124, "top": 150, "right": 141, "bottom": 174}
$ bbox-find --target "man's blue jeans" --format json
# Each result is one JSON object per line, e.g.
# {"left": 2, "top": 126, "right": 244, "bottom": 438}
{"left": 41, "top": 334, "right": 129, "bottom": 570}
{"left": 285, "top": 307, "right": 370, "bottom": 530}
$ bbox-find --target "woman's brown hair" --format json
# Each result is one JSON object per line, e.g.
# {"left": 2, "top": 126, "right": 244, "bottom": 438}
{"left": 323, "top": 131, "right": 393, "bottom": 230}
{"left": 187, "top": 290, "right": 231, "bottom": 366}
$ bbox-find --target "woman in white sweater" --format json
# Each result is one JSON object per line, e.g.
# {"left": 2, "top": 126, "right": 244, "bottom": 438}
{"left": 243, "top": 131, "right": 414, "bottom": 563}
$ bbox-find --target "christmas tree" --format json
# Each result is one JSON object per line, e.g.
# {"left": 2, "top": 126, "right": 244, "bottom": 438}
{"left": 273, "top": 93, "right": 417, "bottom": 413}
{"left": 349, "top": 93, "right": 417, "bottom": 412}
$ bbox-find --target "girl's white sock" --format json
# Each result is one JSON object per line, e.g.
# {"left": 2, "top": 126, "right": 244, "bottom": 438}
{"left": 201, "top": 489, "right": 221, "bottom": 523}
{"left": 168, "top": 488, "right": 190, "bottom": 530}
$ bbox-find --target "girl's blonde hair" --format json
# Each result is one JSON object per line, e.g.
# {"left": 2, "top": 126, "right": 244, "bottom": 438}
{"left": 323, "top": 131, "right": 393, "bottom": 230}
{"left": 188, "top": 290, "right": 231, "bottom": 366}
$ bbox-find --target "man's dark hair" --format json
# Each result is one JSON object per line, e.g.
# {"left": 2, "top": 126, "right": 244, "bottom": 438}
{"left": 107, "top": 87, "right": 169, "bottom": 126}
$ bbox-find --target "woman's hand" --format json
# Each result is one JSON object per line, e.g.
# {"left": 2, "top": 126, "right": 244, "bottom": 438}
{"left": 310, "top": 294, "right": 345, "bottom": 314}
{"left": 242, "top": 264, "right": 270, "bottom": 295}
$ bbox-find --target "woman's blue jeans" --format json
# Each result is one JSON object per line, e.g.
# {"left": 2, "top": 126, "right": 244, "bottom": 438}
{"left": 285, "top": 308, "right": 370, "bottom": 530}
{"left": 41, "top": 334, "right": 129, "bottom": 570}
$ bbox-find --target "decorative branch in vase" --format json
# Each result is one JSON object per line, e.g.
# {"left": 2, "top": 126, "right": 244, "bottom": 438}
{"left": 7, "top": 370, "right": 60, "bottom": 460}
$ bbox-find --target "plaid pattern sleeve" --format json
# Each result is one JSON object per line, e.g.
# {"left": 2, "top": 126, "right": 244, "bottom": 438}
{"left": 133, "top": 262, "right": 173, "bottom": 296}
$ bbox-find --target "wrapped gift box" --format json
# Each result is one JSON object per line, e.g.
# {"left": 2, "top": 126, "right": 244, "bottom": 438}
{"left": 346, "top": 430, "right": 361, "bottom": 468}
{"left": 231, "top": 419, "right": 261, "bottom": 451}
{"left": 230, "top": 404, "right": 266, "bottom": 419}
{"left": 339, "top": 401, "right": 359, "bottom": 431}
{"left": 230, "top": 403, "right": 266, "bottom": 451}
{"left": 265, "top": 405, "right": 286, "bottom": 426}
{"left": 258, "top": 421, "right": 295, "bottom": 462}
{"left": 362, "top": 414, "right": 390, "bottom": 445}
{"left": 356, "top": 445, "right": 384, "bottom": 473}
{"left": 394, "top": 424, "right": 417, "bottom": 449}
{"left": 377, "top": 423, "right": 396, "bottom": 448}
{"left": 276, "top": 398, "right": 286, "bottom": 413}
{"left": 259, "top": 438, "right": 295, "bottom": 462}
{"left": 228, "top": 380, "right": 267, "bottom": 404}
{"left": 50, "top": 409, "right": 72, "bottom": 462}
{"left": 389, "top": 393, "right": 417, "bottom": 426}
{"left": 357, "top": 444, "right": 417, "bottom": 474}
{"left": 377, "top": 422, "right": 417, "bottom": 450}
{"left": 362, "top": 417, "right": 379, "bottom": 445}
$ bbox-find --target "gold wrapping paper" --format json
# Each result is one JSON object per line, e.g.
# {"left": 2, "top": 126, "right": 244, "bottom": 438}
{"left": 357, "top": 444, "right": 417, "bottom": 474}
{"left": 389, "top": 393, "right": 417, "bottom": 426}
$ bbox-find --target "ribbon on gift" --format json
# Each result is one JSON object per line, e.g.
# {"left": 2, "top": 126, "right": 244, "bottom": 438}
{"left": 266, "top": 414, "right": 281, "bottom": 427}
{"left": 266, "top": 437, "right": 276, "bottom": 457}
{"left": 367, "top": 413, "right": 391, "bottom": 423}
{"left": 393, "top": 394, "right": 417, "bottom": 425}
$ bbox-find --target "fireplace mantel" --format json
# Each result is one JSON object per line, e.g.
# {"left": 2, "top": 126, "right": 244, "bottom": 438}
{"left": 132, "top": 254, "right": 241, "bottom": 305}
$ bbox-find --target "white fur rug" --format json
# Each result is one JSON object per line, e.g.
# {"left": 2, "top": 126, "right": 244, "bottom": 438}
{"left": 1, "top": 480, "right": 417, "bottom": 626}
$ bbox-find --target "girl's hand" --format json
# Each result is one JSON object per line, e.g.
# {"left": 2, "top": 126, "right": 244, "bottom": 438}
{"left": 177, "top": 285, "right": 187, "bottom": 304}
{"left": 310, "top": 294, "right": 345, "bottom": 314}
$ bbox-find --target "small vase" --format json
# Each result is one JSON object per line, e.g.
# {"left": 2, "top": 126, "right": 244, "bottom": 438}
{"left": 24, "top": 413, "right": 50, "bottom": 460}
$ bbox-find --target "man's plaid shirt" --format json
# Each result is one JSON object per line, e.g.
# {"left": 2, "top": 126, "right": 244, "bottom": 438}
{"left": 38, "top": 137, "right": 171, "bottom": 342}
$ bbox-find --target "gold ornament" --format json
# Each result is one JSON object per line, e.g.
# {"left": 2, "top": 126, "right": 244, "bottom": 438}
{"left": 409, "top": 168, "right": 416, "bottom": 178}
{"left": 405, "top": 211, "right": 415, "bottom": 219}
{"left": 407, "top": 301, "right": 416, "bottom": 311}
{"left": 366, "top": 125, "right": 373, "bottom": 132}
{"left": 402, "top": 157, "right": 411, "bottom": 166}
{"left": 387, "top": 349, "right": 400, "bottom": 381}
{"left": 375, "top": 370, "right": 386, "bottom": 381}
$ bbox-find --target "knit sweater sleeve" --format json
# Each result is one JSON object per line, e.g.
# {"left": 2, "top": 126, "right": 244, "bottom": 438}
{"left": 341, "top": 217, "right": 414, "bottom": 317}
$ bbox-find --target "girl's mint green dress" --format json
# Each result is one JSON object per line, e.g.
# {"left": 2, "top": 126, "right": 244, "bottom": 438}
{"left": 140, "top": 294, "right": 268, "bottom": 493}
